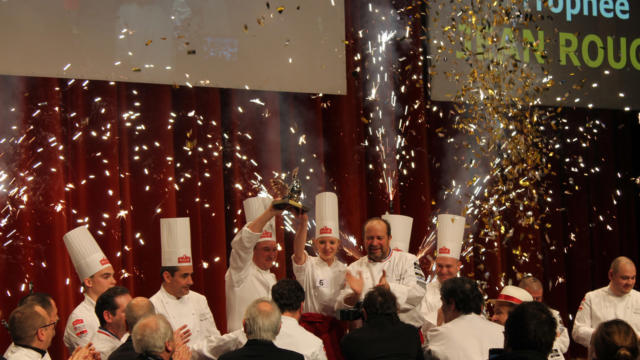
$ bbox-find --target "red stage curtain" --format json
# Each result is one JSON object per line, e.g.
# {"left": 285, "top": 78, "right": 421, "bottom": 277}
{"left": 1, "top": 1, "right": 639, "bottom": 359}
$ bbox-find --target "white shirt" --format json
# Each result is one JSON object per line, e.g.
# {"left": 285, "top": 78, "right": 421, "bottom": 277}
{"left": 90, "top": 328, "right": 126, "bottom": 360}
{"left": 63, "top": 294, "right": 99, "bottom": 353}
{"left": 150, "top": 286, "right": 220, "bottom": 360}
{"left": 3, "top": 343, "right": 51, "bottom": 360}
{"left": 427, "top": 313, "right": 504, "bottom": 360}
{"left": 225, "top": 226, "right": 277, "bottom": 332}
{"left": 335, "top": 249, "right": 427, "bottom": 327}
{"left": 572, "top": 286, "right": 640, "bottom": 347}
{"left": 419, "top": 280, "right": 442, "bottom": 334}
{"left": 292, "top": 252, "right": 346, "bottom": 316}
{"left": 275, "top": 316, "right": 328, "bottom": 360}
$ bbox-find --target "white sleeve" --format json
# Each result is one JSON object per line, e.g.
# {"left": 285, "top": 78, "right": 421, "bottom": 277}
{"left": 193, "top": 329, "right": 246, "bottom": 359}
{"left": 63, "top": 312, "right": 92, "bottom": 352}
{"left": 308, "top": 342, "right": 328, "bottom": 360}
{"left": 334, "top": 263, "right": 358, "bottom": 310}
{"left": 572, "top": 293, "right": 594, "bottom": 348}
{"left": 388, "top": 255, "right": 426, "bottom": 310}
{"left": 553, "top": 310, "right": 570, "bottom": 353}
{"left": 291, "top": 251, "right": 310, "bottom": 283}
{"left": 227, "top": 226, "right": 261, "bottom": 288}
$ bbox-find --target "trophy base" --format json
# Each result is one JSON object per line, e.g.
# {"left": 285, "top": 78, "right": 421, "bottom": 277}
{"left": 272, "top": 199, "right": 308, "bottom": 214}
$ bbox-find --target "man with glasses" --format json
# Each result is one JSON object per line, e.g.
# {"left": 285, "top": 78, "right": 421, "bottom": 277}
{"left": 3, "top": 303, "right": 57, "bottom": 359}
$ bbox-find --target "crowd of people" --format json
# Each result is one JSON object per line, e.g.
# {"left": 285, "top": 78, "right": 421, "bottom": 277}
{"left": 2, "top": 192, "right": 639, "bottom": 360}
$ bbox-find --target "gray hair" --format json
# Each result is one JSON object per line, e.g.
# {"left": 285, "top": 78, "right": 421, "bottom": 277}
{"left": 243, "top": 298, "right": 281, "bottom": 341}
{"left": 132, "top": 314, "right": 173, "bottom": 355}
{"left": 125, "top": 297, "right": 155, "bottom": 329}
{"left": 518, "top": 276, "right": 543, "bottom": 292}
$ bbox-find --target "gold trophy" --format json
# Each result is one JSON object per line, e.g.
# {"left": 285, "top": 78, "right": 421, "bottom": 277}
{"left": 270, "top": 168, "right": 308, "bottom": 214}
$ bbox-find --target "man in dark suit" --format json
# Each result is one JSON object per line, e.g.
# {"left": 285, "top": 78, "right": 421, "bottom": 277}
{"left": 109, "top": 297, "right": 155, "bottom": 360}
{"left": 219, "top": 298, "right": 303, "bottom": 360}
{"left": 340, "top": 286, "right": 424, "bottom": 360}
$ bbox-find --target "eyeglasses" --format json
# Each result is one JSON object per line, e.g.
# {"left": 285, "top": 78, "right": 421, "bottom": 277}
{"left": 39, "top": 319, "right": 58, "bottom": 330}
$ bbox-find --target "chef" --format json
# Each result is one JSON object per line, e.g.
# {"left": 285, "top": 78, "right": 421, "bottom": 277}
{"left": 63, "top": 226, "right": 117, "bottom": 352}
{"left": 225, "top": 196, "right": 281, "bottom": 332}
{"left": 418, "top": 214, "right": 465, "bottom": 334}
{"left": 572, "top": 256, "right": 640, "bottom": 348}
{"left": 150, "top": 217, "right": 221, "bottom": 360}
{"left": 335, "top": 216, "right": 426, "bottom": 328}
{"left": 292, "top": 192, "right": 347, "bottom": 359}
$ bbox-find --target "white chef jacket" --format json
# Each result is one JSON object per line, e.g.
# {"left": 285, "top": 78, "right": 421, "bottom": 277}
{"left": 90, "top": 328, "right": 126, "bottom": 360}
{"left": 419, "top": 280, "right": 442, "bottom": 334}
{"left": 546, "top": 308, "right": 569, "bottom": 360}
{"left": 572, "top": 286, "right": 640, "bottom": 348}
{"left": 274, "top": 316, "right": 328, "bottom": 360}
{"left": 335, "top": 249, "right": 427, "bottom": 327}
{"left": 150, "top": 286, "right": 220, "bottom": 360}
{"left": 292, "top": 252, "right": 346, "bottom": 316}
{"left": 225, "top": 226, "right": 277, "bottom": 332}
{"left": 63, "top": 293, "right": 99, "bottom": 353}
{"left": 3, "top": 343, "right": 51, "bottom": 360}
{"left": 427, "top": 313, "right": 504, "bottom": 360}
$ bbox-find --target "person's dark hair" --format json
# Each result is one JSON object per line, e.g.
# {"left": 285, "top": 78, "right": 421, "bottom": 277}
{"left": 504, "top": 302, "right": 556, "bottom": 355}
{"left": 19, "top": 293, "right": 54, "bottom": 315}
{"left": 593, "top": 319, "right": 639, "bottom": 360}
{"left": 440, "top": 277, "right": 483, "bottom": 315}
{"left": 95, "top": 286, "right": 130, "bottom": 327}
{"left": 362, "top": 217, "right": 392, "bottom": 238}
{"left": 363, "top": 286, "right": 398, "bottom": 317}
{"left": 271, "top": 279, "right": 305, "bottom": 313}
{"left": 160, "top": 266, "right": 179, "bottom": 278}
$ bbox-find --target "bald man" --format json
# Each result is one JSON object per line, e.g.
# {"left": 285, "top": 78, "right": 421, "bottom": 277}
{"left": 572, "top": 256, "right": 640, "bottom": 348}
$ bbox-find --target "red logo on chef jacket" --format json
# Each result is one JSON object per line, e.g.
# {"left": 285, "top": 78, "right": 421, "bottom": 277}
{"left": 319, "top": 226, "right": 332, "bottom": 235}
{"left": 178, "top": 254, "right": 191, "bottom": 264}
{"left": 260, "top": 231, "right": 272, "bottom": 239}
{"left": 438, "top": 247, "right": 451, "bottom": 255}
{"left": 99, "top": 258, "right": 110, "bottom": 266}
{"left": 72, "top": 319, "right": 84, "bottom": 326}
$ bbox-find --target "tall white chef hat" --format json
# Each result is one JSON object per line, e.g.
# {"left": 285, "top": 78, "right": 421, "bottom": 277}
{"left": 63, "top": 226, "right": 112, "bottom": 281}
{"left": 243, "top": 196, "right": 276, "bottom": 242}
{"left": 160, "top": 217, "right": 193, "bottom": 267}
{"left": 381, "top": 213, "right": 413, "bottom": 252}
{"left": 436, "top": 214, "right": 465, "bottom": 259}
{"left": 315, "top": 192, "right": 339, "bottom": 239}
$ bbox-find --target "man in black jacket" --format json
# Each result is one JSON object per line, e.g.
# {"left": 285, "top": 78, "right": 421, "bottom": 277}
{"left": 109, "top": 297, "right": 155, "bottom": 360}
{"left": 340, "top": 286, "right": 423, "bottom": 360}
{"left": 218, "top": 298, "right": 303, "bottom": 360}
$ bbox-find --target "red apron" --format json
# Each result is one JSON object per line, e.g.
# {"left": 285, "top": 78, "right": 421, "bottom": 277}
{"left": 300, "top": 312, "right": 346, "bottom": 360}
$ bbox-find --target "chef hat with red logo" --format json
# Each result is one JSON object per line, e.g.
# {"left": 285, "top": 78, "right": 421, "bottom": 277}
{"left": 315, "top": 192, "right": 339, "bottom": 240}
{"left": 436, "top": 214, "right": 465, "bottom": 259}
{"left": 63, "top": 226, "right": 112, "bottom": 281}
{"left": 160, "top": 217, "right": 193, "bottom": 267}
{"left": 243, "top": 196, "right": 276, "bottom": 242}
{"left": 381, "top": 213, "right": 413, "bottom": 252}
{"left": 489, "top": 285, "right": 533, "bottom": 304}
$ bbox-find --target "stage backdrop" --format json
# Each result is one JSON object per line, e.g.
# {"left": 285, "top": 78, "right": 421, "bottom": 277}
{"left": 0, "top": 1, "right": 639, "bottom": 359}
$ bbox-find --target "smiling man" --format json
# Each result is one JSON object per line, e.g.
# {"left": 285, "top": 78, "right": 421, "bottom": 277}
{"left": 150, "top": 217, "right": 221, "bottom": 360}
{"left": 225, "top": 197, "right": 282, "bottom": 332}
{"left": 63, "top": 226, "right": 117, "bottom": 353}
{"left": 418, "top": 214, "right": 465, "bottom": 334}
{"left": 572, "top": 256, "right": 640, "bottom": 348}
{"left": 335, "top": 217, "right": 426, "bottom": 328}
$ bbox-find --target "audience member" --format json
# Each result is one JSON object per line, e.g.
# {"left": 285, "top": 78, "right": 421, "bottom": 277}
{"left": 132, "top": 314, "right": 191, "bottom": 360}
{"left": 591, "top": 319, "right": 639, "bottom": 360}
{"left": 340, "top": 286, "right": 424, "bottom": 360}
{"left": 426, "top": 277, "right": 503, "bottom": 360}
